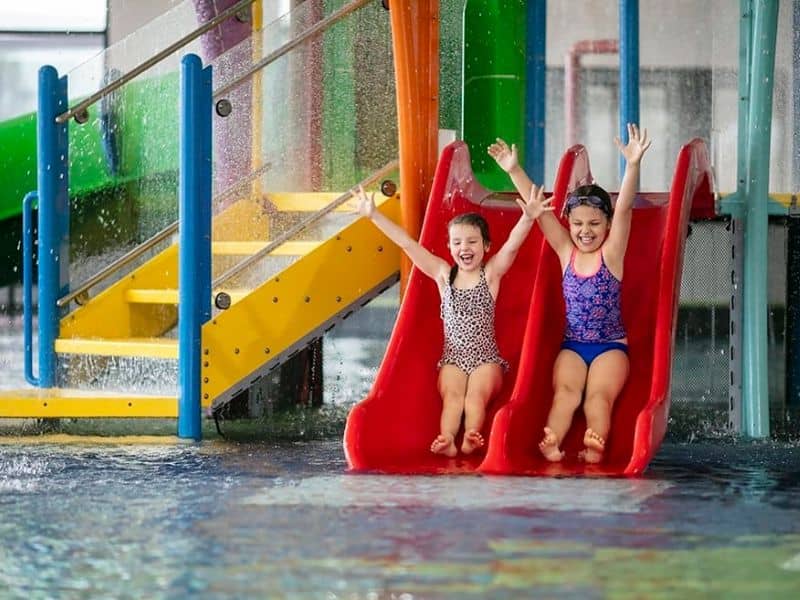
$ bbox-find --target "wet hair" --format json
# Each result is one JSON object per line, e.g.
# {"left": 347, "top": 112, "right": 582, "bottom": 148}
{"left": 565, "top": 184, "right": 613, "bottom": 220}
{"left": 447, "top": 212, "right": 491, "bottom": 245}
{"left": 447, "top": 212, "right": 490, "bottom": 284}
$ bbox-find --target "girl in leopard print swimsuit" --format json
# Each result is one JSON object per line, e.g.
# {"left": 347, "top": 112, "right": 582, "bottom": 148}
{"left": 355, "top": 178, "right": 543, "bottom": 457}
{"left": 438, "top": 262, "right": 509, "bottom": 375}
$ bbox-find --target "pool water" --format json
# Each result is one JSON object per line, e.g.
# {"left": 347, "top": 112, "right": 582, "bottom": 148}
{"left": 2, "top": 315, "right": 799, "bottom": 597}
{"left": 1, "top": 438, "right": 799, "bottom": 598}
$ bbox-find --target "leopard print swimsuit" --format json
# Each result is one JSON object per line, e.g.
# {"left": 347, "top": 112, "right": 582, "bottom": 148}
{"left": 438, "top": 266, "right": 509, "bottom": 374}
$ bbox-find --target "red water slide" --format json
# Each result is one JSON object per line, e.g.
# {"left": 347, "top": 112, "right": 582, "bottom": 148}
{"left": 345, "top": 139, "right": 712, "bottom": 476}
{"left": 344, "top": 140, "right": 591, "bottom": 473}
{"left": 480, "top": 138, "right": 714, "bottom": 476}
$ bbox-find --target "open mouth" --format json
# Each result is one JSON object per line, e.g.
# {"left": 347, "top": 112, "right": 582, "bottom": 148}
{"left": 459, "top": 252, "right": 475, "bottom": 266}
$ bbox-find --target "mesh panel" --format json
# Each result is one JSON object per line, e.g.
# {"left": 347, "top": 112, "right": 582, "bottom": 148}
{"left": 672, "top": 219, "right": 788, "bottom": 434}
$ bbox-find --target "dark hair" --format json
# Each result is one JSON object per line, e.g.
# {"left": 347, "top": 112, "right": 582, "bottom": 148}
{"left": 448, "top": 212, "right": 491, "bottom": 245}
{"left": 565, "top": 184, "right": 613, "bottom": 219}
{"left": 447, "top": 212, "right": 490, "bottom": 284}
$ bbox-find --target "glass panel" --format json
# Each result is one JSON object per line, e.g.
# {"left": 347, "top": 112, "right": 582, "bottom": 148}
{"left": 711, "top": 0, "right": 794, "bottom": 194}
{"left": 439, "top": 0, "right": 465, "bottom": 137}
{"left": 0, "top": 33, "right": 105, "bottom": 120}
{"left": 769, "top": 0, "right": 793, "bottom": 193}
{"left": 64, "top": 0, "right": 203, "bottom": 289}
{"left": 208, "top": 0, "right": 398, "bottom": 298}
{"left": 55, "top": 1, "right": 206, "bottom": 390}
{"left": 55, "top": 0, "right": 399, "bottom": 395}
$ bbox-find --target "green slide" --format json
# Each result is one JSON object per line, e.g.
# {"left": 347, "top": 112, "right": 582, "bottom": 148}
{"left": 0, "top": 74, "right": 180, "bottom": 287}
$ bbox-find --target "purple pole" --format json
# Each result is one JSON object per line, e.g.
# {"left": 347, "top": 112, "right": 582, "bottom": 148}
{"left": 193, "top": 0, "right": 254, "bottom": 202}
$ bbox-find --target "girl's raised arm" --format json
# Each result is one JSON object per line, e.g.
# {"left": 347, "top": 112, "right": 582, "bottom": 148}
{"left": 486, "top": 184, "right": 545, "bottom": 284}
{"left": 488, "top": 139, "right": 572, "bottom": 265}
{"left": 604, "top": 123, "right": 651, "bottom": 266}
{"left": 355, "top": 186, "right": 449, "bottom": 282}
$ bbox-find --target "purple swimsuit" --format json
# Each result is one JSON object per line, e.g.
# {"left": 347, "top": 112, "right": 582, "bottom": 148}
{"left": 562, "top": 250, "right": 626, "bottom": 343}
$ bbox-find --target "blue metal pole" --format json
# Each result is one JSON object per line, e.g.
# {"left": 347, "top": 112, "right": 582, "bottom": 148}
{"left": 618, "top": 0, "right": 639, "bottom": 179}
{"left": 741, "top": 0, "right": 778, "bottom": 437}
{"left": 36, "top": 66, "right": 69, "bottom": 388}
{"left": 23, "top": 191, "right": 39, "bottom": 386}
{"left": 524, "top": 0, "right": 546, "bottom": 185}
{"left": 178, "top": 54, "right": 212, "bottom": 441}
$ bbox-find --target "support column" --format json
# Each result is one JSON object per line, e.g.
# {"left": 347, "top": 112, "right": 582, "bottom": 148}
{"left": 740, "top": 0, "right": 778, "bottom": 437}
{"left": 389, "top": 0, "right": 440, "bottom": 288}
{"left": 462, "top": 0, "right": 526, "bottom": 191}
{"left": 618, "top": 0, "right": 639, "bottom": 179}
{"left": 36, "top": 66, "right": 70, "bottom": 388}
{"left": 178, "top": 54, "right": 213, "bottom": 440}
{"left": 525, "top": 0, "right": 546, "bottom": 186}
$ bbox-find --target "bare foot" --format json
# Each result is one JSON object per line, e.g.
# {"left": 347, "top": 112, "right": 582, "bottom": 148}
{"left": 430, "top": 433, "right": 458, "bottom": 457}
{"left": 579, "top": 428, "right": 605, "bottom": 463}
{"left": 461, "top": 429, "right": 484, "bottom": 455}
{"left": 538, "top": 427, "right": 564, "bottom": 462}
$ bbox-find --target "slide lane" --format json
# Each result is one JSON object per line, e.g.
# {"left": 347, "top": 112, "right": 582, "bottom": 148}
{"left": 344, "top": 141, "right": 592, "bottom": 474}
{"left": 481, "top": 138, "right": 713, "bottom": 476}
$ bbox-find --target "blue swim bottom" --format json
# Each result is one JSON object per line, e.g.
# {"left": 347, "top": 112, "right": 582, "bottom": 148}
{"left": 561, "top": 340, "right": 628, "bottom": 367}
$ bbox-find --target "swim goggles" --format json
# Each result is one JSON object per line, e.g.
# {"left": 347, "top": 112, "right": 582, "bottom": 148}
{"left": 564, "top": 194, "right": 612, "bottom": 218}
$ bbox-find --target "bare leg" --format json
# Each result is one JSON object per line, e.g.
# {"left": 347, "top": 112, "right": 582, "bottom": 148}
{"left": 539, "top": 349, "right": 588, "bottom": 461}
{"left": 432, "top": 365, "right": 468, "bottom": 457}
{"left": 579, "top": 349, "right": 629, "bottom": 463}
{"left": 461, "top": 362, "right": 503, "bottom": 454}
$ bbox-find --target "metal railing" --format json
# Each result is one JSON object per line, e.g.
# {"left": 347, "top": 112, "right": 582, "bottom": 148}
{"left": 58, "top": 160, "right": 277, "bottom": 308}
{"left": 214, "top": 0, "right": 374, "bottom": 99}
{"left": 55, "top": 0, "right": 256, "bottom": 124}
{"left": 58, "top": 0, "right": 381, "bottom": 307}
{"left": 213, "top": 159, "right": 398, "bottom": 288}
{"left": 57, "top": 221, "right": 178, "bottom": 308}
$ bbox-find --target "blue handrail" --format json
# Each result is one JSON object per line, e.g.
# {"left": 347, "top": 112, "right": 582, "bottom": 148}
{"left": 36, "top": 65, "right": 70, "bottom": 389}
{"left": 23, "top": 191, "right": 39, "bottom": 386}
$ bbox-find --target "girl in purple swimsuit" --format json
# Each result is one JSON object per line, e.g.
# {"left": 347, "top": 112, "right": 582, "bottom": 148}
{"left": 489, "top": 123, "right": 651, "bottom": 463}
{"left": 355, "top": 177, "right": 541, "bottom": 457}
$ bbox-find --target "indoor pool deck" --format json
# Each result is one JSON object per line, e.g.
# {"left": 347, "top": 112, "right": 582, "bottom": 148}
{"left": 0, "top": 437, "right": 798, "bottom": 598}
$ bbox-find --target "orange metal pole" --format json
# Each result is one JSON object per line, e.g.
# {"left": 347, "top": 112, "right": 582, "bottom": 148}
{"left": 388, "top": 0, "right": 440, "bottom": 290}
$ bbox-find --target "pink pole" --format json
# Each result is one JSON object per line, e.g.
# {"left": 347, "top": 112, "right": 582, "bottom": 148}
{"left": 565, "top": 39, "right": 618, "bottom": 147}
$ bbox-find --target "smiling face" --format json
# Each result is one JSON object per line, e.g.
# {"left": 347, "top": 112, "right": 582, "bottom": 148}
{"left": 567, "top": 204, "right": 611, "bottom": 253}
{"left": 448, "top": 222, "right": 488, "bottom": 271}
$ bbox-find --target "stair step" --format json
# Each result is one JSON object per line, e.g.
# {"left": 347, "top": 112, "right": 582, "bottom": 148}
{"left": 55, "top": 337, "right": 178, "bottom": 359}
{"left": 211, "top": 240, "right": 321, "bottom": 255}
{"left": 124, "top": 289, "right": 249, "bottom": 305}
{"left": 0, "top": 388, "right": 178, "bottom": 418}
{"left": 264, "top": 192, "right": 342, "bottom": 212}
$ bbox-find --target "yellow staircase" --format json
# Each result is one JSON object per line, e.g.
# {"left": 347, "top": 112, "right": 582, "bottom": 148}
{"left": 0, "top": 192, "right": 401, "bottom": 418}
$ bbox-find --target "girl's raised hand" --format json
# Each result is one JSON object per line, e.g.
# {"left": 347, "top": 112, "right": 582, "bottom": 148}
{"left": 614, "top": 123, "right": 652, "bottom": 166}
{"left": 354, "top": 185, "right": 376, "bottom": 218}
{"left": 487, "top": 138, "right": 519, "bottom": 173}
{"left": 516, "top": 183, "right": 553, "bottom": 221}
